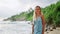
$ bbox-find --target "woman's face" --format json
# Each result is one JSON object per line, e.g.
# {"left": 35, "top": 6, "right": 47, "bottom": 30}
{"left": 35, "top": 7, "right": 41, "bottom": 14}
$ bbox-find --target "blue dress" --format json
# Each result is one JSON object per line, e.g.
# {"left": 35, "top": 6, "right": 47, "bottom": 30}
{"left": 34, "top": 17, "right": 42, "bottom": 34}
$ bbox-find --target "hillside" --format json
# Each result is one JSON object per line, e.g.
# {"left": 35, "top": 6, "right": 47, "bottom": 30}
{"left": 4, "top": 1, "right": 60, "bottom": 26}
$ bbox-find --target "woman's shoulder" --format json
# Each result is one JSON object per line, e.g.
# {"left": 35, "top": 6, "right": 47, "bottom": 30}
{"left": 41, "top": 12, "right": 43, "bottom": 15}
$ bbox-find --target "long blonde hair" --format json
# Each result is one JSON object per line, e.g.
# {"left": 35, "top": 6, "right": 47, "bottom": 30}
{"left": 33, "top": 11, "right": 36, "bottom": 21}
{"left": 33, "top": 6, "right": 43, "bottom": 21}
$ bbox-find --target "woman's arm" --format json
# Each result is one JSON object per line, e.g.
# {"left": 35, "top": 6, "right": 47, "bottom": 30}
{"left": 41, "top": 15, "right": 45, "bottom": 34}
{"left": 32, "top": 24, "right": 34, "bottom": 34}
{"left": 42, "top": 15, "right": 45, "bottom": 27}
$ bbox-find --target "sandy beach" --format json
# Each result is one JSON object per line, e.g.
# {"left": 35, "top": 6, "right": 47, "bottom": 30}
{"left": 45, "top": 27, "right": 60, "bottom": 34}
{"left": 0, "top": 21, "right": 60, "bottom": 34}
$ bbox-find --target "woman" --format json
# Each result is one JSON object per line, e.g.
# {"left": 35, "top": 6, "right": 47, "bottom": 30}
{"left": 32, "top": 6, "right": 45, "bottom": 34}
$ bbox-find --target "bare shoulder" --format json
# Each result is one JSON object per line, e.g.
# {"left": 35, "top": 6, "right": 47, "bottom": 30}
{"left": 41, "top": 12, "right": 44, "bottom": 16}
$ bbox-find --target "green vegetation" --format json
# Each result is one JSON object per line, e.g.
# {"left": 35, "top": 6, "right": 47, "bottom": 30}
{"left": 5, "top": 1, "right": 60, "bottom": 26}
{"left": 42, "top": 1, "right": 60, "bottom": 26}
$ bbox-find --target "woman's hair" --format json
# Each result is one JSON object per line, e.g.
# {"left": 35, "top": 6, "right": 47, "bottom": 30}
{"left": 33, "top": 6, "right": 42, "bottom": 21}
{"left": 35, "top": 6, "right": 41, "bottom": 9}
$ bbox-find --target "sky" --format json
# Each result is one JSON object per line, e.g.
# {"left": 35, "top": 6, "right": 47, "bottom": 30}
{"left": 0, "top": 0, "right": 59, "bottom": 18}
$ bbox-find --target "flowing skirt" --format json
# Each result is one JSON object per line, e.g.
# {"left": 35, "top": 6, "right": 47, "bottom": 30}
{"left": 34, "top": 17, "right": 42, "bottom": 34}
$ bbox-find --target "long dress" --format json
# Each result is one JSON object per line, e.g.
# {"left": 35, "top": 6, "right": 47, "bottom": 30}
{"left": 34, "top": 16, "right": 42, "bottom": 34}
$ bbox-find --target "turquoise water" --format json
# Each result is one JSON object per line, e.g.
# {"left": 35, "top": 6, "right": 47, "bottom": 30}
{"left": 0, "top": 21, "right": 32, "bottom": 34}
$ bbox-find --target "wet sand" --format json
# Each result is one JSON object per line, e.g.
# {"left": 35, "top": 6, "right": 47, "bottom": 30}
{"left": 45, "top": 27, "right": 60, "bottom": 34}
